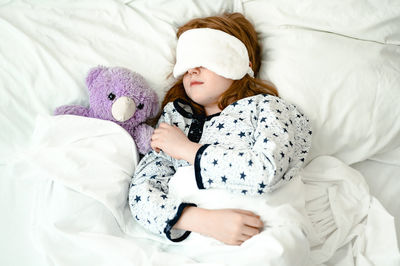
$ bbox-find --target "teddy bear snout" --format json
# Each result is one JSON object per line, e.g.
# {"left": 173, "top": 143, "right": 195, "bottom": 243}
{"left": 111, "top": 96, "right": 136, "bottom": 122}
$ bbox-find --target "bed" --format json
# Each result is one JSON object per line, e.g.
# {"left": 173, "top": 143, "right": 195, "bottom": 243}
{"left": 1, "top": 0, "right": 399, "bottom": 265}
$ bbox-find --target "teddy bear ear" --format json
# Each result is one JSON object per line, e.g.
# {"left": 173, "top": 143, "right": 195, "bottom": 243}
{"left": 86, "top": 66, "right": 106, "bottom": 88}
{"left": 149, "top": 90, "right": 160, "bottom": 118}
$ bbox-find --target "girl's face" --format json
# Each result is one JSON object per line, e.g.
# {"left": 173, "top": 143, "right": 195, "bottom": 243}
{"left": 183, "top": 67, "right": 233, "bottom": 116}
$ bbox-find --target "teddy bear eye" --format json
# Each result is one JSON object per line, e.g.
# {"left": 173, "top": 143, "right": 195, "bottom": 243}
{"left": 137, "top": 103, "right": 144, "bottom": 110}
{"left": 108, "top": 93, "right": 116, "bottom": 101}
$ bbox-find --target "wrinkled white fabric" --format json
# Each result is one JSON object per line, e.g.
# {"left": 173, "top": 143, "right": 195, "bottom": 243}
{"left": 167, "top": 165, "right": 312, "bottom": 265}
{"left": 22, "top": 116, "right": 399, "bottom": 266}
{"left": 26, "top": 115, "right": 139, "bottom": 230}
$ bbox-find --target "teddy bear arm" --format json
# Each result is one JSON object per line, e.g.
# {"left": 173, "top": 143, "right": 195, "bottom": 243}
{"left": 54, "top": 105, "right": 91, "bottom": 117}
{"left": 132, "top": 124, "right": 154, "bottom": 155}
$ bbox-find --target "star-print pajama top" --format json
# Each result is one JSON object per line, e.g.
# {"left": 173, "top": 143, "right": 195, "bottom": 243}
{"left": 129, "top": 94, "right": 312, "bottom": 242}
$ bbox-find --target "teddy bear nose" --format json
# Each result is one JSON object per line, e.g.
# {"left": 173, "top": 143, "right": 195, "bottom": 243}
{"left": 111, "top": 96, "right": 136, "bottom": 122}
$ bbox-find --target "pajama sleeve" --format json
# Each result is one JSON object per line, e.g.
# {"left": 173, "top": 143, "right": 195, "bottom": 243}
{"left": 128, "top": 104, "right": 196, "bottom": 242}
{"left": 194, "top": 96, "right": 312, "bottom": 195}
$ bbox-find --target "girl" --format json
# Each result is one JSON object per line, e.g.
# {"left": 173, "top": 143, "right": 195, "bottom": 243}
{"left": 129, "top": 12, "right": 311, "bottom": 246}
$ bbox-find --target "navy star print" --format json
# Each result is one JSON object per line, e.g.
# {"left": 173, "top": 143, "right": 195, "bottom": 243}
{"left": 240, "top": 172, "right": 246, "bottom": 180}
{"left": 128, "top": 94, "right": 312, "bottom": 241}
{"left": 194, "top": 94, "right": 311, "bottom": 198}
{"left": 216, "top": 123, "right": 224, "bottom": 130}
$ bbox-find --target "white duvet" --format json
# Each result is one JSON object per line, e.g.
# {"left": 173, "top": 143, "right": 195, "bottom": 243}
{"left": 13, "top": 115, "right": 399, "bottom": 266}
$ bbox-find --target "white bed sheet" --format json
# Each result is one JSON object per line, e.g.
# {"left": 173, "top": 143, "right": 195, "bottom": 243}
{"left": 2, "top": 153, "right": 399, "bottom": 266}
{"left": 2, "top": 115, "right": 398, "bottom": 266}
{"left": 351, "top": 150, "right": 400, "bottom": 243}
{"left": 1, "top": 0, "right": 400, "bottom": 265}
{"left": 1, "top": 168, "right": 47, "bottom": 266}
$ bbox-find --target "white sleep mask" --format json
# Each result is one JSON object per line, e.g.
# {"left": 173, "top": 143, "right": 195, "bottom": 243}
{"left": 173, "top": 28, "right": 254, "bottom": 80}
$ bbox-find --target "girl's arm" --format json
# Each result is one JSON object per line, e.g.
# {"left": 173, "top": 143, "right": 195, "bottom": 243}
{"left": 150, "top": 124, "right": 264, "bottom": 245}
{"left": 194, "top": 98, "right": 312, "bottom": 195}
{"left": 173, "top": 206, "right": 263, "bottom": 246}
{"left": 130, "top": 103, "right": 198, "bottom": 241}
{"left": 129, "top": 152, "right": 196, "bottom": 241}
{"left": 156, "top": 96, "right": 312, "bottom": 196}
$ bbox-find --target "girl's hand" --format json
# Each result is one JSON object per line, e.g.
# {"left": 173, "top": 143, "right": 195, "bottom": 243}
{"left": 174, "top": 207, "right": 264, "bottom": 246}
{"left": 200, "top": 209, "right": 264, "bottom": 245}
{"left": 151, "top": 122, "right": 201, "bottom": 163}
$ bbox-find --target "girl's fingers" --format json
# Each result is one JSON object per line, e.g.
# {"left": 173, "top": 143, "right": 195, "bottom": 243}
{"left": 237, "top": 234, "right": 251, "bottom": 243}
{"left": 152, "top": 126, "right": 170, "bottom": 139}
{"left": 152, "top": 128, "right": 166, "bottom": 141}
{"left": 158, "top": 122, "right": 171, "bottom": 129}
{"left": 235, "top": 239, "right": 246, "bottom": 246}
{"left": 152, "top": 128, "right": 163, "bottom": 135}
{"left": 150, "top": 138, "right": 161, "bottom": 152}
{"left": 234, "top": 209, "right": 258, "bottom": 216}
{"left": 235, "top": 225, "right": 261, "bottom": 245}
{"left": 232, "top": 209, "right": 263, "bottom": 228}
{"left": 241, "top": 225, "right": 260, "bottom": 237}
{"left": 151, "top": 145, "right": 161, "bottom": 153}
{"left": 150, "top": 141, "right": 157, "bottom": 151}
{"left": 243, "top": 215, "right": 264, "bottom": 228}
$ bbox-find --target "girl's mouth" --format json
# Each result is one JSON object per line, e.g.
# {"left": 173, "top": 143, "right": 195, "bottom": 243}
{"left": 190, "top": 81, "right": 204, "bottom": 86}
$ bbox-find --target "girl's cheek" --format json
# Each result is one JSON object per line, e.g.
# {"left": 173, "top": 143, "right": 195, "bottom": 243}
{"left": 182, "top": 75, "right": 189, "bottom": 87}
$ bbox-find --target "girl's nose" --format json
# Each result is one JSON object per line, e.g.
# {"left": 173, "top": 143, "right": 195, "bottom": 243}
{"left": 187, "top": 67, "right": 200, "bottom": 75}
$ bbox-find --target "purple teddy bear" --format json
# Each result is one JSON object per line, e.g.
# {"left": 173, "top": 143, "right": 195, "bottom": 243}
{"left": 54, "top": 66, "right": 159, "bottom": 154}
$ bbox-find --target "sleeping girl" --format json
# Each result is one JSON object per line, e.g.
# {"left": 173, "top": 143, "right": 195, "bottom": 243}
{"left": 129, "top": 12, "right": 313, "bottom": 265}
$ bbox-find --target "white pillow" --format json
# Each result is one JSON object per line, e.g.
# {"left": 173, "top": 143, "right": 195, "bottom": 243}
{"left": 240, "top": 0, "right": 400, "bottom": 164}
{"left": 129, "top": 0, "right": 243, "bottom": 28}
{"left": 256, "top": 28, "right": 400, "bottom": 164}
{"left": 242, "top": 0, "right": 400, "bottom": 45}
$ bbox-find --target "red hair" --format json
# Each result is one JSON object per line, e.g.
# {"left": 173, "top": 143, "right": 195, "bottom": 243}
{"left": 159, "top": 13, "right": 278, "bottom": 119}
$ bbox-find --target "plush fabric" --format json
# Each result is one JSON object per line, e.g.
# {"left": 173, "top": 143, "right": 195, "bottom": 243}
{"left": 54, "top": 66, "right": 159, "bottom": 154}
